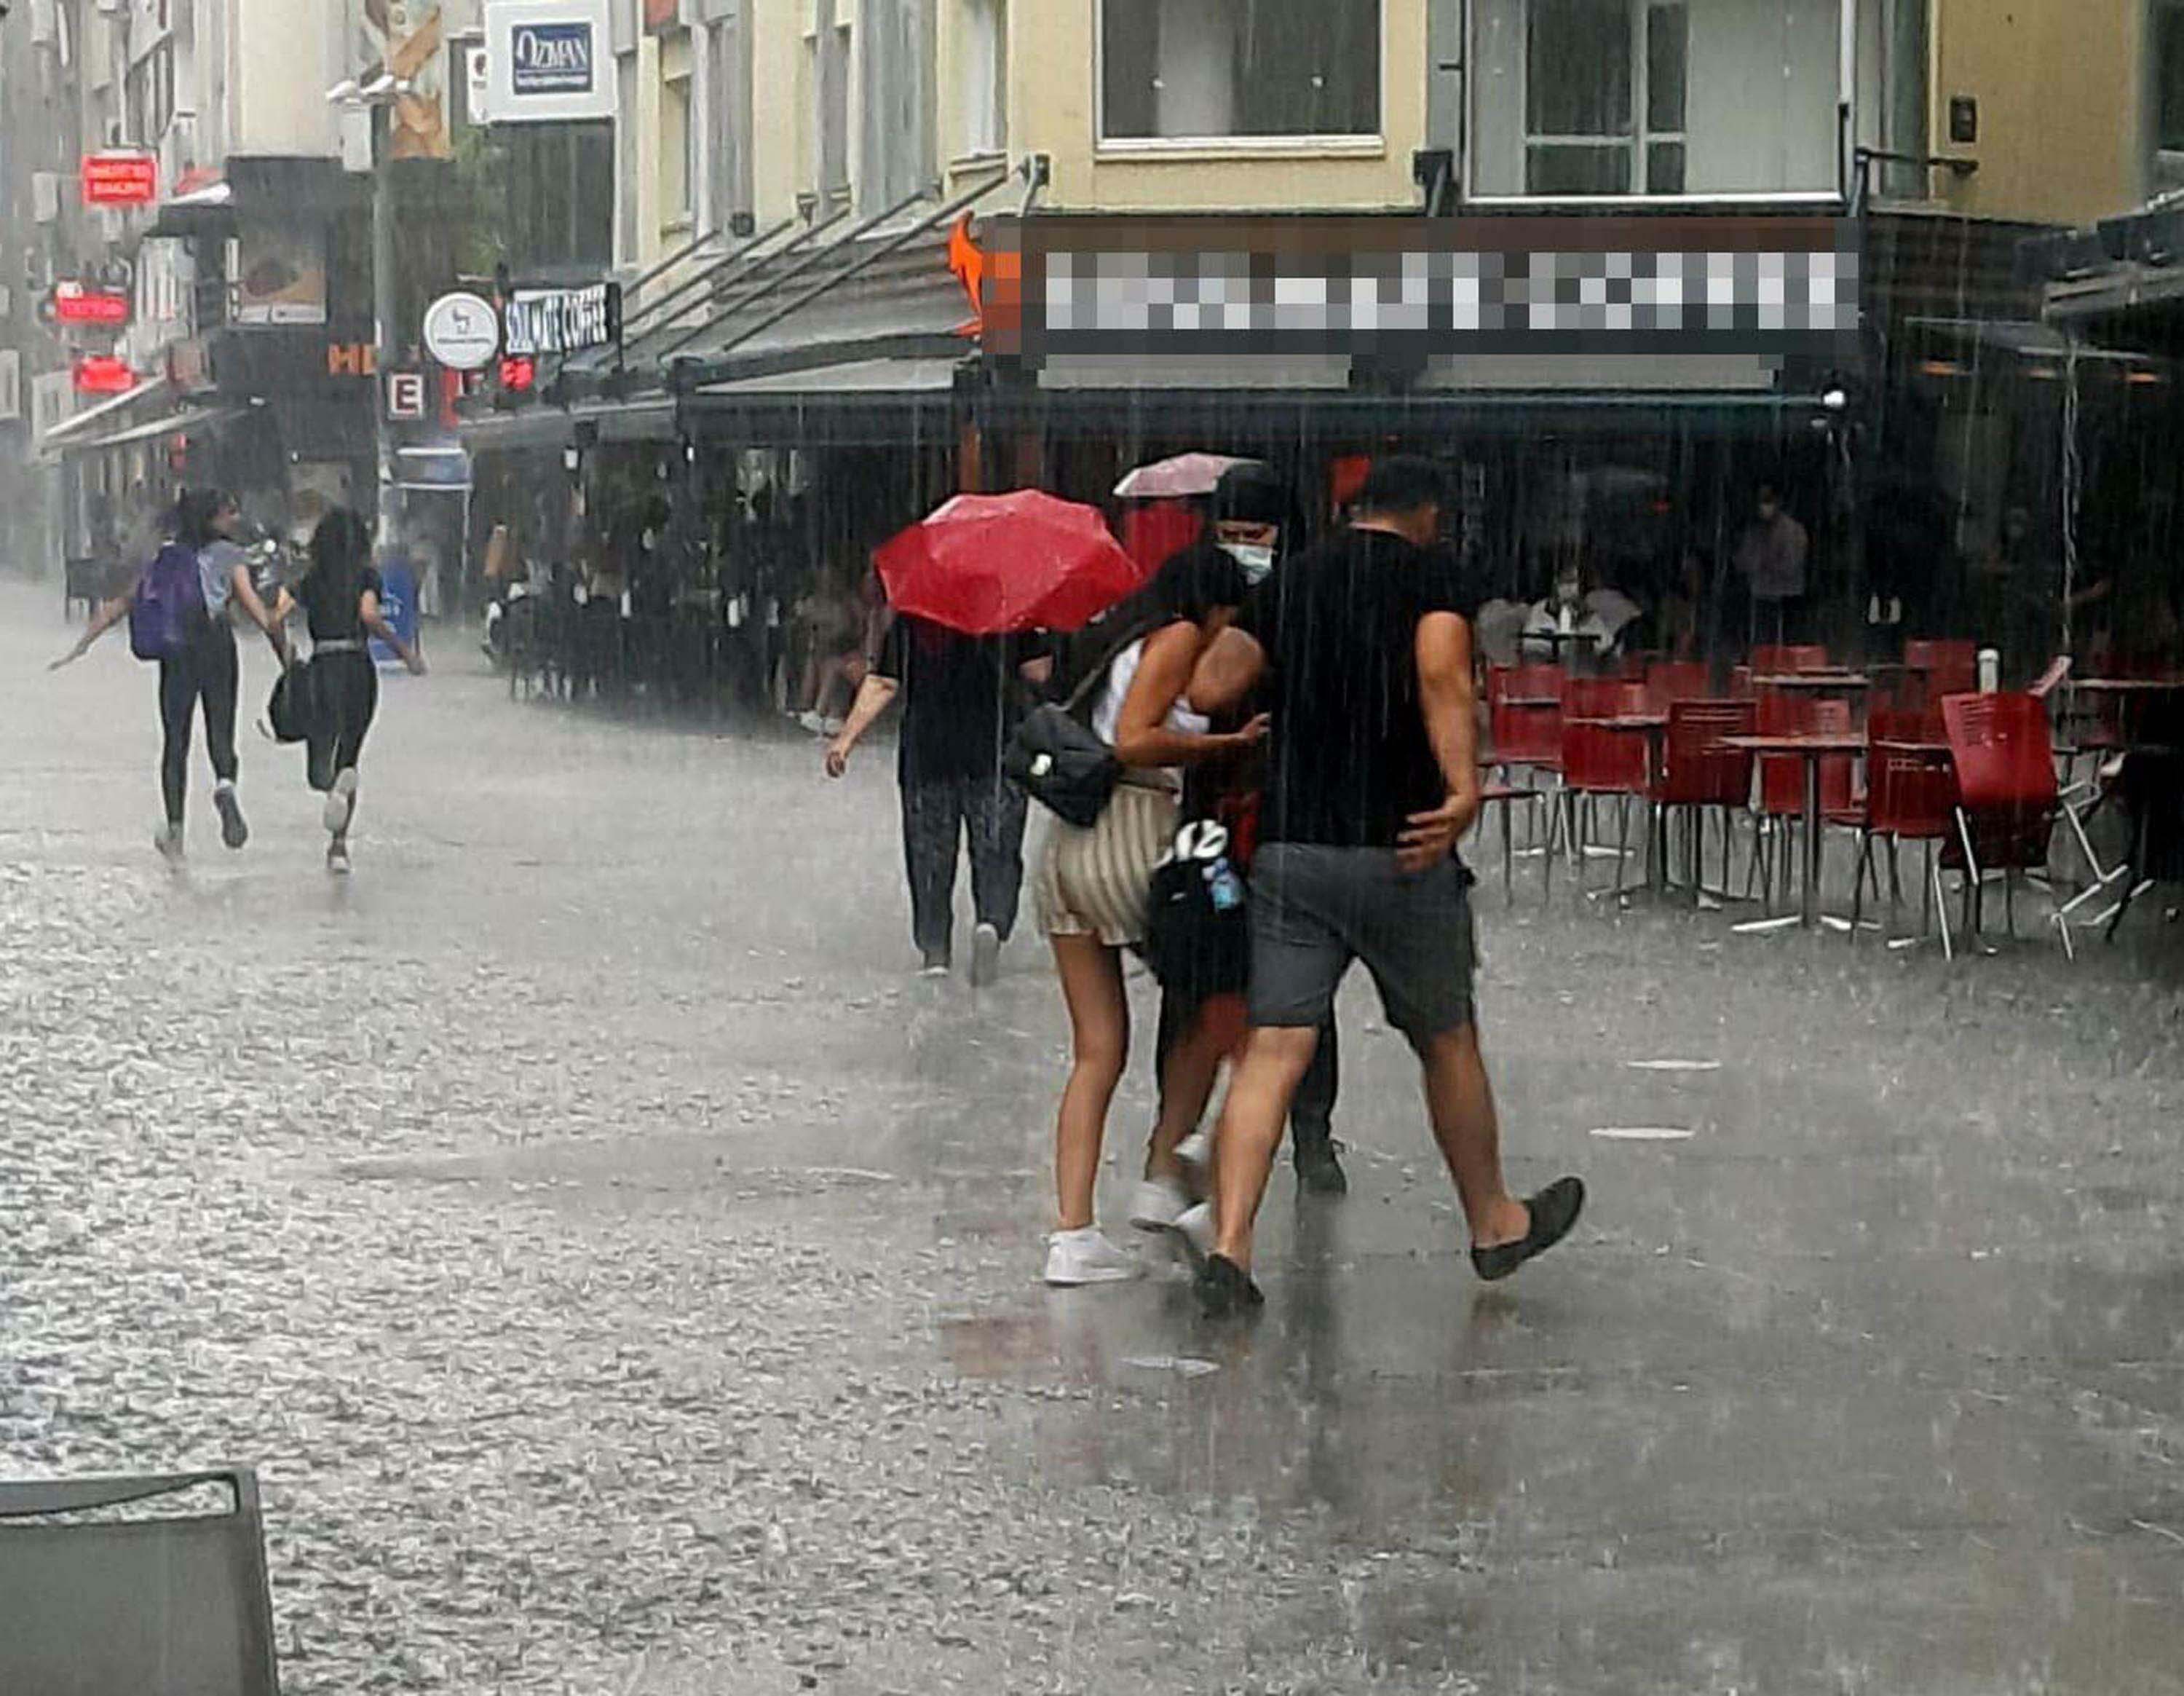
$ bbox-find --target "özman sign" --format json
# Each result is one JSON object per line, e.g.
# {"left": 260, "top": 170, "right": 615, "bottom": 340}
{"left": 483, "top": 0, "right": 615, "bottom": 124}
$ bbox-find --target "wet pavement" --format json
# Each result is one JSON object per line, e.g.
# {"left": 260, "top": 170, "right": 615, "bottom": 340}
{"left": 4, "top": 580, "right": 2183, "bottom": 1695}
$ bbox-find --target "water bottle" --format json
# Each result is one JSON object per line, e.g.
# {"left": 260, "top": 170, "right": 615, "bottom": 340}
{"left": 1206, "top": 859, "right": 1244, "bottom": 913}
{"left": 1977, "top": 647, "right": 2001, "bottom": 693}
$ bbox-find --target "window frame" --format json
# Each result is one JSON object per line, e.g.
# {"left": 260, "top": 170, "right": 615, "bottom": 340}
{"left": 1091, "top": 0, "right": 1388, "bottom": 158}
{"left": 955, "top": 0, "right": 1008, "bottom": 164}
{"left": 1465, "top": 0, "right": 1854, "bottom": 207}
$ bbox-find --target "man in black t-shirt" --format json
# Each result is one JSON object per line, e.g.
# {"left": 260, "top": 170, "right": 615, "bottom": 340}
{"left": 1186, "top": 455, "right": 1585, "bottom": 1314}
{"left": 826, "top": 610, "right": 1041, "bottom": 982}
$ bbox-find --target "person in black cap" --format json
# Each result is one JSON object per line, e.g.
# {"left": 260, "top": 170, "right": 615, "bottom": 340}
{"left": 1135, "top": 463, "right": 1350, "bottom": 1239}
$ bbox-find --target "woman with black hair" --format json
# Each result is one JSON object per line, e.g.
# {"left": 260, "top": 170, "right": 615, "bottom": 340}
{"left": 1031, "top": 547, "right": 1267, "bottom": 1285}
{"left": 53, "top": 486, "right": 289, "bottom": 861}
{"left": 265, "top": 509, "right": 427, "bottom": 874}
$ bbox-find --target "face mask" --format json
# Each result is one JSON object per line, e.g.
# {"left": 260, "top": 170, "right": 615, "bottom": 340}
{"left": 1222, "top": 542, "right": 1275, "bottom": 583}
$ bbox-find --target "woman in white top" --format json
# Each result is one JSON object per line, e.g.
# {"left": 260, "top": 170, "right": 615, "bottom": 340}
{"left": 1034, "top": 548, "right": 1266, "bottom": 1286}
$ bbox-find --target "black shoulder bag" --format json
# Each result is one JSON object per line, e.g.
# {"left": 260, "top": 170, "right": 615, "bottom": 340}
{"left": 1002, "top": 620, "right": 1167, "bottom": 827}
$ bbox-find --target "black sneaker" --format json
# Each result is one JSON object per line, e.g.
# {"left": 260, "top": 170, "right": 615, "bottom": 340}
{"left": 1193, "top": 1253, "right": 1264, "bottom": 1318}
{"left": 214, "top": 786, "right": 248, "bottom": 850}
{"left": 1294, "top": 1133, "right": 1349, "bottom": 1196}
{"left": 1471, "top": 1177, "right": 1586, "bottom": 1282}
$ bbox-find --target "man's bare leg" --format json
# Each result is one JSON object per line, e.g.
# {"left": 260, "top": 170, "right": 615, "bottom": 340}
{"left": 1211, "top": 1024, "right": 1321, "bottom": 1270}
{"left": 1417, "top": 1019, "right": 1532, "bottom": 1250}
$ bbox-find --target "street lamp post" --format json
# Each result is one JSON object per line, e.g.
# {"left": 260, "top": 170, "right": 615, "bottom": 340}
{"left": 328, "top": 73, "right": 411, "bottom": 529}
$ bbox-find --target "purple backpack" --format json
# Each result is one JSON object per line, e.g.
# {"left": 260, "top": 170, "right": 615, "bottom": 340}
{"left": 128, "top": 542, "right": 205, "bottom": 660}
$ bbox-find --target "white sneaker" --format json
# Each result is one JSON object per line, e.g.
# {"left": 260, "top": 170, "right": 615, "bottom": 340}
{"left": 970, "top": 921, "right": 1002, "bottom": 987}
{"left": 154, "top": 824, "right": 185, "bottom": 864}
{"left": 1172, "top": 1202, "right": 1216, "bottom": 1264}
{"left": 323, "top": 768, "right": 358, "bottom": 835}
{"left": 1128, "top": 1175, "right": 1190, "bottom": 1232}
{"left": 796, "top": 709, "right": 828, "bottom": 735}
{"left": 1175, "top": 1130, "right": 1211, "bottom": 1172}
{"left": 1042, "top": 1227, "right": 1142, "bottom": 1286}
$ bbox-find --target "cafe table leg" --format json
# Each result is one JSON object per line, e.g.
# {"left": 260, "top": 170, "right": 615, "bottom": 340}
{"left": 1802, "top": 754, "right": 1824, "bottom": 928}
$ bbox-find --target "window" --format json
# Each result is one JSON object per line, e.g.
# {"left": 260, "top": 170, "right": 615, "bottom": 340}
{"left": 1471, "top": 0, "right": 1840, "bottom": 200}
{"left": 2156, "top": 1, "right": 2184, "bottom": 190}
{"left": 959, "top": 0, "right": 1007, "bottom": 158}
{"left": 1099, "top": 0, "right": 1380, "bottom": 143}
{"left": 861, "top": 0, "right": 935, "bottom": 213}
{"left": 660, "top": 33, "right": 695, "bottom": 237}
{"left": 708, "top": 7, "right": 754, "bottom": 228}
{"left": 804, "top": 2, "right": 852, "bottom": 209}
{"left": 1854, "top": 0, "right": 1928, "bottom": 199}
{"left": 1519, "top": 0, "right": 1683, "bottom": 193}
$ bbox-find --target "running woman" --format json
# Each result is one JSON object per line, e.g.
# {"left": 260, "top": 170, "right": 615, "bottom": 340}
{"left": 264, "top": 509, "right": 427, "bottom": 874}
{"left": 53, "top": 487, "right": 290, "bottom": 861}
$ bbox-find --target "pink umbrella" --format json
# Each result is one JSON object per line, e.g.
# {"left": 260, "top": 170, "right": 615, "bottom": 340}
{"left": 1112, "top": 452, "right": 1256, "bottom": 501}
{"left": 875, "top": 489, "right": 1148, "bottom": 635}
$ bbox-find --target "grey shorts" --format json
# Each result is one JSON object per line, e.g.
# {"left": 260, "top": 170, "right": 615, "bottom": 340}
{"left": 1247, "top": 843, "right": 1479, "bottom": 1039}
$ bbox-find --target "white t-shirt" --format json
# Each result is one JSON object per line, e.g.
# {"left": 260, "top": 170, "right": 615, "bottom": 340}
{"left": 1092, "top": 636, "right": 1210, "bottom": 791}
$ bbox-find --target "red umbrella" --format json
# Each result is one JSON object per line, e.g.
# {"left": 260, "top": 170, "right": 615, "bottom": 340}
{"left": 874, "top": 489, "right": 1147, "bottom": 635}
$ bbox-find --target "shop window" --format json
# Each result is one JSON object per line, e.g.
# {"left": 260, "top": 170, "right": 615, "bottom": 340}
{"left": 1099, "top": 0, "right": 1380, "bottom": 143}
{"left": 958, "top": 0, "right": 1007, "bottom": 159}
{"left": 1471, "top": 0, "right": 1841, "bottom": 200}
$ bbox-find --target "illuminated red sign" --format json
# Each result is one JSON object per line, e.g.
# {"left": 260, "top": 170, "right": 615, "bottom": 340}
{"left": 499, "top": 355, "right": 536, "bottom": 393}
{"left": 82, "top": 150, "right": 159, "bottom": 208}
{"left": 53, "top": 280, "right": 132, "bottom": 326}
{"left": 74, "top": 355, "right": 141, "bottom": 395}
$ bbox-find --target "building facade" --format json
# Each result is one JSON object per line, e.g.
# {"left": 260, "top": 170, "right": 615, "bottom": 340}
{"left": 4, "top": 1, "right": 2170, "bottom": 621}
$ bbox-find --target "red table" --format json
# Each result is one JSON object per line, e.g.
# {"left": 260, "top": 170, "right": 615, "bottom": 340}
{"left": 1752, "top": 672, "right": 1870, "bottom": 693}
{"left": 1721, "top": 733, "right": 1867, "bottom": 927}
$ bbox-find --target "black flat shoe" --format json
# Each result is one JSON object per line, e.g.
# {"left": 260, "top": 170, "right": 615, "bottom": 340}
{"left": 1471, "top": 1177, "right": 1586, "bottom": 1282}
{"left": 1294, "top": 1136, "right": 1349, "bottom": 1197}
{"left": 1193, "top": 1253, "right": 1265, "bottom": 1317}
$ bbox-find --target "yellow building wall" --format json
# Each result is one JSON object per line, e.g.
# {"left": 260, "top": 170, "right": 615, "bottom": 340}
{"left": 1006, "top": 0, "right": 1432, "bottom": 213}
{"left": 1932, "top": 0, "right": 2145, "bottom": 226}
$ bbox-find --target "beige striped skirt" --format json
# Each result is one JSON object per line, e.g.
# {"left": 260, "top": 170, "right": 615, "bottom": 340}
{"left": 1035, "top": 781, "right": 1180, "bottom": 947}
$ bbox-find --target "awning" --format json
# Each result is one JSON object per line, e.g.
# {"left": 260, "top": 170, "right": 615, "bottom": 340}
{"left": 147, "top": 178, "right": 237, "bottom": 239}
{"left": 680, "top": 356, "right": 966, "bottom": 443}
{"left": 1907, "top": 316, "right": 2153, "bottom": 365}
{"left": 41, "top": 378, "right": 173, "bottom": 451}
{"left": 58, "top": 404, "right": 243, "bottom": 454}
{"left": 459, "top": 400, "right": 678, "bottom": 455}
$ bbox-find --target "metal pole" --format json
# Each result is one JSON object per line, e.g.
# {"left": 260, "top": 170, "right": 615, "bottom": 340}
{"left": 373, "top": 106, "right": 398, "bottom": 527}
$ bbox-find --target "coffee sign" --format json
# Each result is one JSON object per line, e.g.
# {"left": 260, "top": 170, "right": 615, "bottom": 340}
{"left": 502, "top": 283, "right": 621, "bottom": 358}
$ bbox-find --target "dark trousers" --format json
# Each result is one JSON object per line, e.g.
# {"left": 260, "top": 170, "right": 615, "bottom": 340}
{"left": 1155, "top": 990, "right": 1340, "bottom": 1153}
{"left": 157, "top": 623, "right": 238, "bottom": 827}
{"left": 900, "top": 766, "right": 1028, "bottom": 958}
{"left": 305, "top": 650, "right": 379, "bottom": 794}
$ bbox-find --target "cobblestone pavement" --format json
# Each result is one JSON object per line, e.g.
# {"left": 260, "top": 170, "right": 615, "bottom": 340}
{"left": 5, "top": 582, "right": 2184, "bottom": 1695}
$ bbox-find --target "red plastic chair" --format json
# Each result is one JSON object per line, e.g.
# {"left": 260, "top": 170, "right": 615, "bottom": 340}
{"left": 1849, "top": 721, "right": 1963, "bottom": 955}
{"left": 1905, "top": 639, "right": 1979, "bottom": 700}
{"left": 1558, "top": 679, "right": 1651, "bottom": 894}
{"left": 1485, "top": 663, "right": 1564, "bottom": 888}
{"left": 1645, "top": 660, "right": 1710, "bottom": 711}
{"left": 1940, "top": 691, "right": 2062, "bottom": 943}
{"left": 1650, "top": 698, "right": 1757, "bottom": 896}
{"left": 1488, "top": 663, "right": 1566, "bottom": 775}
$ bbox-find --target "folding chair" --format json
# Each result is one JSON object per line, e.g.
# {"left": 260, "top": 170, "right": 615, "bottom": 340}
{"left": 0, "top": 1468, "right": 281, "bottom": 1696}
